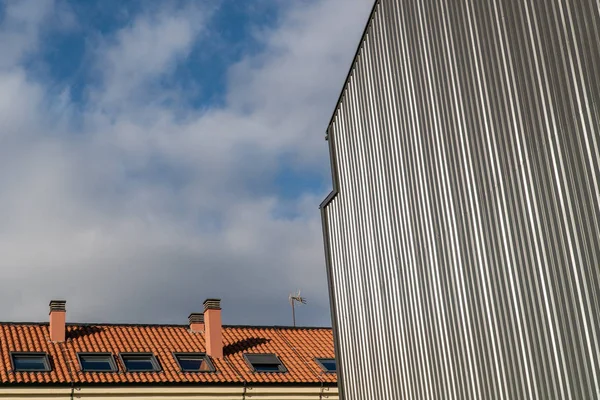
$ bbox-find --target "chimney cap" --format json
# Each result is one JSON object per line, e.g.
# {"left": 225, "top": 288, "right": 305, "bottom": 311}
{"left": 203, "top": 299, "right": 221, "bottom": 311}
{"left": 188, "top": 313, "right": 204, "bottom": 324}
{"left": 49, "top": 300, "right": 66, "bottom": 312}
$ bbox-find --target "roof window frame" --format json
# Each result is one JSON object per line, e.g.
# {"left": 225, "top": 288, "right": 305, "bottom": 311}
{"left": 119, "top": 352, "right": 161, "bottom": 372}
{"left": 77, "top": 352, "right": 118, "bottom": 373}
{"left": 243, "top": 353, "right": 287, "bottom": 373}
{"left": 10, "top": 352, "right": 52, "bottom": 372}
{"left": 315, "top": 357, "right": 337, "bottom": 373}
{"left": 172, "top": 352, "right": 215, "bottom": 373}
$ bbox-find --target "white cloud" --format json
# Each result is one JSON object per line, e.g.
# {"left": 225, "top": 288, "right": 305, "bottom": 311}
{"left": 0, "top": 0, "right": 372, "bottom": 326}
{"left": 93, "top": 3, "right": 212, "bottom": 109}
{"left": 0, "top": 0, "right": 76, "bottom": 69}
{"left": 0, "top": 0, "right": 53, "bottom": 68}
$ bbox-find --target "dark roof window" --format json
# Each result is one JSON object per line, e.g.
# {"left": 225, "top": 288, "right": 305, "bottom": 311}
{"left": 120, "top": 353, "right": 160, "bottom": 372}
{"left": 11, "top": 353, "right": 51, "bottom": 372}
{"left": 78, "top": 353, "right": 117, "bottom": 372}
{"left": 316, "top": 358, "right": 336, "bottom": 373}
{"left": 244, "top": 353, "right": 287, "bottom": 373}
{"left": 174, "top": 353, "right": 214, "bottom": 372}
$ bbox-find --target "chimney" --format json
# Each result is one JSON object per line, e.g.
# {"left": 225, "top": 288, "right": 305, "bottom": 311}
{"left": 203, "top": 299, "right": 223, "bottom": 358}
{"left": 49, "top": 300, "right": 66, "bottom": 342}
{"left": 189, "top": 312, "right": 204, "bottom": 332}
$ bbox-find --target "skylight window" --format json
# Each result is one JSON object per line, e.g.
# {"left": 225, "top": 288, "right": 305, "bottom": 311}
{"left": 316, "top": 358, "right": 337, "bottom": 373}
{"left": 78, "top": 353, "right": 117, "bottom": 372}
{"left": 174, "top": 353, "right": 214, "bottom": 372}
{"left": 244, "top": 354, "right": 287, "bottom": 373}
{"left": 11, "top": 353, "right": 51, "bottom": 372}
{"left": 120, "top": 353, "right": 160, "bottom": 372}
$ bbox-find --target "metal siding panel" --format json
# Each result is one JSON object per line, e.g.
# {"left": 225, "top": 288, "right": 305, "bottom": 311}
{"left": 323, "top": 0, "right": 599, "bottom": 399}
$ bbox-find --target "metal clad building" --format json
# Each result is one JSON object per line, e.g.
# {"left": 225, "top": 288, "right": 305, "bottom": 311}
{"left": 321, "top": 0, "right": 600, "bottom": 398}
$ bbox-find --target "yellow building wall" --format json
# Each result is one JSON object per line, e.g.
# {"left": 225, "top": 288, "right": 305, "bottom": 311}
{"left": 0, "top": 385, "right": 339, "bottom": 400}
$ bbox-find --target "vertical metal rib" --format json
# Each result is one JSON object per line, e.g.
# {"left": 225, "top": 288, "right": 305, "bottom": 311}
{"left": 321, "top": 0, "right": 600, "bottom": 399}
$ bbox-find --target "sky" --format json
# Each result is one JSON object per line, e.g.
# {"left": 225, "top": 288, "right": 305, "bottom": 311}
{"left": 0, "top": 0, "right": 373, "bottom": 326}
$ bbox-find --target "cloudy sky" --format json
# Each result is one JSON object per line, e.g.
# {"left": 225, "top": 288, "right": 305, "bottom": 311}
{"left": 0, "top": 0, "right": 372, "bottom": 326}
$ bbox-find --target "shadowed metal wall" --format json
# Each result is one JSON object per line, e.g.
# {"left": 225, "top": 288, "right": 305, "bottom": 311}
{"left": 321, "top": 0, "right": 600, "bottom": 399}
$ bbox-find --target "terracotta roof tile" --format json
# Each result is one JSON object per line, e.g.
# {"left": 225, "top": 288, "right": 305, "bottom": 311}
{"left": 0, "top": 323, "right": 336, "bottom": 385}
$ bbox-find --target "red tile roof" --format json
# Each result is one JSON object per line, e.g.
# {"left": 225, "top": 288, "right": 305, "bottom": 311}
{"left": 0, "top": 323, "right": 336, "bottom": 385}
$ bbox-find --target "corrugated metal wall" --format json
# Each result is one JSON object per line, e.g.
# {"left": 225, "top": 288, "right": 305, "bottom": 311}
{"left": 321, "top": 0, "right": 600, "bottom": 399}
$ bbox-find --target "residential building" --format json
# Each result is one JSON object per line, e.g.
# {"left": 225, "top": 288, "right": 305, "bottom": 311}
{"left": 321, "top": 0, "right": 600, "bottom": 399}
{"left": 0, "top": 300, "right": 338, "bottom": 399}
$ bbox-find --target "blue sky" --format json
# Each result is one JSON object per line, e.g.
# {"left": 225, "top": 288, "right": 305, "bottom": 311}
{"left": 0, "top": 0, "right": 372, "bottom": 326}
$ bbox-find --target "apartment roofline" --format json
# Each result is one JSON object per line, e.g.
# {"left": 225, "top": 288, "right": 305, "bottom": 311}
{"left": 0, "top": 321, "right": 333, "bottom": 330}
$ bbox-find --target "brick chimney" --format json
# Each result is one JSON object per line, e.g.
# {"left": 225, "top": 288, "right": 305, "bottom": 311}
{"left": 203, "top": 299, "right": 222, "bottom": 358}
{"left": 189, "top": 312, "right": 204, "bottom": 332}
{"left": 49, "top": 300, "right": 66, "bottom": 342}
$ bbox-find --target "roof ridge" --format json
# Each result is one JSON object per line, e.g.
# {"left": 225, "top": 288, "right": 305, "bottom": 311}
{"left": 0, "top": 321, "right": 332, "bottom": 330}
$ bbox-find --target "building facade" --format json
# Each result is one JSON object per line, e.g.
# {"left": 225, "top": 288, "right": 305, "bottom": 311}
{"left": 321, "top": 0, "right": 600, "bottom": 399}
{"left": 0, "top": 300, "right": 338, "bottom": 400}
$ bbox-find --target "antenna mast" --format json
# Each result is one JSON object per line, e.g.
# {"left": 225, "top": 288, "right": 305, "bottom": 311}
{"left": 289, "top": 290, "right": 307, "bottom": 327}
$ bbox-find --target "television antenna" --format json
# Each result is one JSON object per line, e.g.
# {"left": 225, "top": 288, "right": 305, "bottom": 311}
{"left": 289, "top": 290, "right": 307, "bottom": 327}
